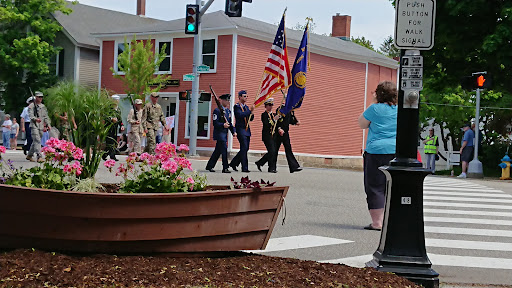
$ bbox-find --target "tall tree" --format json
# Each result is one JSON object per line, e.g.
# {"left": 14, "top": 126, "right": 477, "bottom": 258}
{"left": 110, "top": 36, "right": 170, "bottom": 102}
{"left": 0, "top": 0, "right": 73, "bottom": 113}
{"left": 379, "top": 35, "right": 400, "bottom": 58}
{"left": 351, "top": 36, "right": 375, "bottom": 51}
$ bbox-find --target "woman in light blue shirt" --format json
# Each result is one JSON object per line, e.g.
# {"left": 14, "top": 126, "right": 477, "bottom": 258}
{"left": 358, "top": 81, "right": 397, "bottom": 231}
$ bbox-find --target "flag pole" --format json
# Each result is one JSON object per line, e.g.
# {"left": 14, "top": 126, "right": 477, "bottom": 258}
{"left": 271, "top": 90, "right": 287, "bottom": 136}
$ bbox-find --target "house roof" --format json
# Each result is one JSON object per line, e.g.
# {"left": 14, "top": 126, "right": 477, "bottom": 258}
{"left": 93, "top": 10, "right": 398, "bottom": 69}
{"left": 52, "top": 2, "right": 166, "bottom": 49}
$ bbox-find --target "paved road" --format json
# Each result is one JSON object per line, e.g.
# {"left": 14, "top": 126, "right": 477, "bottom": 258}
{"left": 3, "top": 150, "right": 512, "bottom": 286}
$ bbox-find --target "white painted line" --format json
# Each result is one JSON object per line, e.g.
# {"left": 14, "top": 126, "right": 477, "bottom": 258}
{"left": 424, "top": 191, "right": 512, "bottom": 198}
{"left": 320, "top": 254, "right": 372, "bottom": 268}
{"left": 323, "top": 253, "right": 512, "bottom": 270}
{"left": 426, "top": 238, "right": 512, "bottom": 252}
{"left": 248, "top": 235, "right": 353, "bottom": 253}
{"left": 424, "top": 208, "right": 512, "bottom": 218}
{"left": 425, "top": 226, "right": 512, "bottom": 237}
{"left": 428, "top": 253, "right": 512, "bottom": 270}
{"left": 424, "top": 186, "right": 500, "bottom": 193}
{"left": 424, "top": 195, "right": 512, "bottom": 204}
{"left": 425, "top": 216, "right": 512, "bottom": 226}
{"left": 424, "top": 201, "right": 512, "bottom": 210}
{"left": 424, "top": 183, "right": 492, "bottom": 189}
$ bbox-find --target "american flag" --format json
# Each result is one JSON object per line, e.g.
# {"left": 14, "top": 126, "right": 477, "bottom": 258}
{"left": 254, "top": 14, "right": 291, "bottom": 107}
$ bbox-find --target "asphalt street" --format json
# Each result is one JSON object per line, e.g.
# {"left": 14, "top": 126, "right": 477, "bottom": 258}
{"left": 3, "top": 150, "right": 512, "bottom": 286}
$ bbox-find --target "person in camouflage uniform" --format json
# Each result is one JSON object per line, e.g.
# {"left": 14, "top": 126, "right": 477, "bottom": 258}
{"left": 142, "top": 92, "right": 167, "bottom": 154}
{"left": 127, "top": 98, "right": 144, "bottom": 154}
{"left": 27, "top": 91, "right": 51, "bottom": 162}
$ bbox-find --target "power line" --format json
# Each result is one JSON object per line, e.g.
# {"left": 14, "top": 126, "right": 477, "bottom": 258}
{"left": 424, "top": 102, "right": 512, "bottom": 111}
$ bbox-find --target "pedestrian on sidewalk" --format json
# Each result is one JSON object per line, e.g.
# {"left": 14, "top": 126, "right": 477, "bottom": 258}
{"left": 10, "top": 118, "right": 19, "bottom": 150}
{"left": 2, "top": 114, "right": 12, "bottom": 149}
{"left": 423, "top": 127, "right": 439, "bottom": 173}
{"left": 20, "top": 96, "right": 34, "bottom": 155}
{"left": 458, "top": 123, "right": 474, "bottom": 178}
{"left": 358, "top": 81, "right": 397, "bottom": 231}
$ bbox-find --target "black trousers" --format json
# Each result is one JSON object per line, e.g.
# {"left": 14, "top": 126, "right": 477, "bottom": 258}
{"left": 23, "top": 122, "right": 32, "bottom": 152}
{"left": 206, "top": 140, "right": 228, "bottom": 170}
{"left": 255, "top": 138, "right": 277, "bottom": 172}
{"left": 104, "top": 131, "right": 117, "bottom": 159}
{"left": 363, "top": 152, "right": 395, "bottom": 209}
{"left": 274, "top": 133, "right": 299, "bottom": 172}
{"left": 230, "top": 134, "right": 250, "bottom": 171}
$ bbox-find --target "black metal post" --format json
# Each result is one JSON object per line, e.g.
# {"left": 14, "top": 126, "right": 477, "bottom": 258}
{"left": 366, "top": 49, "right": 439, "bottom": 288}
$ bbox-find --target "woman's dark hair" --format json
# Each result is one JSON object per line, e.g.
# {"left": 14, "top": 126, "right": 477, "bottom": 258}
{"left": 375, "top": 81, "right": 397, "bottom": 105}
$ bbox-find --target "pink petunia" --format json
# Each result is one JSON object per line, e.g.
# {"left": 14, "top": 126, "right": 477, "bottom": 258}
{"left": 0, "top": 146, "right": 6, "bottom": 154}
{"left": 186, "top": 177, "right": 194, "bottom": 184}
{"left": 72, "top": 161, "right": 81, "bottom": 170}
{"left": 178, "top": 144, "right": 190, "bottom": 152}
{"left": 161, "top": 159, "right": 178, "bottom": 174}
{"left": 104, "top": 159, "right": 116, "bottom": 168}
{"left": 72, "top": 148, "right": 84, "bottom": 160}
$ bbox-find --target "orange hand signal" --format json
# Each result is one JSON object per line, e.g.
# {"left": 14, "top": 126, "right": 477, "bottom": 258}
{"left": 477, "top": 75, "right": 486, "bottom": 87}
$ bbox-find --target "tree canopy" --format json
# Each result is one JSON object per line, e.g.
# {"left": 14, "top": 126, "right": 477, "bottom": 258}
{"left": 350, "top": 36, "right": 375, "bottom": 51}
{"left": 0, "top": 0, "right": 73, "bottom": 112}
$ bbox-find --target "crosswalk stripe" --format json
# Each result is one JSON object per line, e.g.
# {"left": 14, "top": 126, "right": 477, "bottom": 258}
{"left": 248, "top": 235, "right": 353, "bottom": 253}
{"left": 426, "top": 238, "right": 512, "bottom": 252}
{"left": 424, "top": 191, "right": 512, "bottom": 198}
{"left": 322, "top": 254, "right": 512, "bottom": 270}
{"left": 424, "top": 208, "right": 512, "bottom": 218}
{"left": 423, "top": 186, "right": 500, "bottom": 193}
{"left": 424, "top": 216, "right": 512, "bottom": 226}
{"left": 424, "top": 226, "right": 512, "bottom": 237}
{"left": 424, "top": 201, "right": 512, "bottom": 210}
{"left": 424, "top": 195, "right": 512, "bottom": 204}
{"left": 424, "top": 180, "right": 490, "bottom": 187}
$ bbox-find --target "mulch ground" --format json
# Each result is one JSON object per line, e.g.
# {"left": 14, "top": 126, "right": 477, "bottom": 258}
{"left": 0, "top": 249, "right": 420, "bottom": 288}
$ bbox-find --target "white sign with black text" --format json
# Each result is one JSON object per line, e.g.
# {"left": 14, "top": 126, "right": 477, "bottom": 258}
{"left": 394, "top": 0, "right": 436, "bottom": 50}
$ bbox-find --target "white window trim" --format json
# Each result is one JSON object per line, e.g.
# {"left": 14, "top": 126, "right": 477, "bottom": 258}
{"left": 113, "top": 40, "right": 129, "bottom": 75}
{"left": 48, "top": 51, "right": 60, "bottom": 76}
{"left": 200, "top": 36, "right": 218, "bottom": 74}
{"left": 184, "top": 100, "right": 212, "bottom": 140}
{"left": 155, "top": 38, "right": 173, "bottom": 75}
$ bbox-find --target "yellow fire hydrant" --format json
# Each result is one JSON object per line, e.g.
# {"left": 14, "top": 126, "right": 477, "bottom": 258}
{"left": 498, "top": 154, "right": 511, "bottom": 180}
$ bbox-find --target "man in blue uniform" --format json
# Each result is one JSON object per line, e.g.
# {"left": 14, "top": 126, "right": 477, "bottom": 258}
{"left": 229, "top": 90, "right": 255, "bottom": 172}
{"left": 206, "top": 94, "right": 236, "bottom": 173}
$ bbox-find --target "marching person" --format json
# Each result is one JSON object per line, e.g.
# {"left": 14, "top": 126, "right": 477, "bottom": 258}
{"left": 102, "top": 94, "right": 124, "bottom": 161}
{"left": 27, "top": 91, "right": 51, "bottom": 162}
{"left": 273, "top": 104, "right": 302, "bottom": 173}
{"left": 142, "top": 92, "right": 167, "bottom": 154}
{"left": 255, "top": 98, "right": 277, "bottom": 173}
{"left": 20, "top": 96, "right": 34, "bottom": 155}
{"left": 127, "top": 98, "right": 144, "bottom": 154}
{"left": 206, "top": 94, "right": 236, "bottom": 173}
{"left": 423, "top": 127, "right": 439, "bottom": 172}
{"left": 229, "top": 90, "right": 255, "bottom": 172}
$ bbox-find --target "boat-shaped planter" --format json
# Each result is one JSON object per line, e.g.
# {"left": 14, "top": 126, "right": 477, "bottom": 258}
{"left": 0, "top": 184, "right": 288, "bottom": 253}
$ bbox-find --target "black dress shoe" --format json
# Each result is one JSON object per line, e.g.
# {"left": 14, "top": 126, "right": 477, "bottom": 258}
{"left": 206, "top": 168, "right": 215, "bottom": 172}
{"left": 255, "top": 163, "right": 262, "bottom": 172}
{"left": 222, "top": 168, "right": 231, "bottom": 173}
{"left": 291, "top": 167, "right": 302, "bottom": 173}
{"left": 229, "top": 164, "right": 238, "bottom": 171}
{"left": 102, "top": 154, "right": 107, "bottom": 161}
{"left": 268, "top": 170, "right": 277, "bottom": 173}
{"left": 242, "top": 170, "right": 250, "bottom": 173}
{"left": 23, "top": 149, "right": 27, "bottom": 155}
{"left": 112, "top": 157, "right": 119, "bottom": 162}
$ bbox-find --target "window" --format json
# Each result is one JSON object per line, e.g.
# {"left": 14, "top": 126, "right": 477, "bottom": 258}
{"left": 201, "top": 38, "right": 217, "bottom": 72}
{"left": 185, "top": 101, "right": 211, "bottom": 139}
{"left": 116, "top": 42, "right": 127, "bottom": 72}
{"left": 48, "top": 52, "right": 58, "bottom": 76}
{"left": 158, "top": 41, "right": 172, "bottom": 73}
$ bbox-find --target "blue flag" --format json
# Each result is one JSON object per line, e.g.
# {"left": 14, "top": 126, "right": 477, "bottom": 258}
{"left": 280, "top": 23, "right": 310, "bottom": 115}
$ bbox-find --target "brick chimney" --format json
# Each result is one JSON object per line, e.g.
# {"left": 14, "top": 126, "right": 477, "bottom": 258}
{"left": 137, "top": 0, "right": 146, "bottom": 17}
{"left": 332, "top": 13, "right": 351, "bottom": 40}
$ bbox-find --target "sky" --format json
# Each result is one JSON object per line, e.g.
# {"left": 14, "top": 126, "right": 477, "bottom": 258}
{"left": 76, "top": 0, "right": 396, "bottom": 48}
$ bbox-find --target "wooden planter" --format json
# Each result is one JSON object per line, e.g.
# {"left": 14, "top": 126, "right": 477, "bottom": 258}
{"left": 0, "top": 184, "right": 288, "bottom": 253}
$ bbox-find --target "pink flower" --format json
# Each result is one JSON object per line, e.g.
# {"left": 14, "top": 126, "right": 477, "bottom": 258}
{"left": 0, "top": 146, "right": 6, "bottom": 154}
{"left": 155, "top": 142, "right": 177, "bottom": 158}
{"left": 72, "top": 148, "right": 84, "bottom": 160}
{"left": 186, "top": 177, "right": 194, "bottom": 185}
{"left": 72, "top": 161, "right": 81, "bottom": 170}
{"left": 45, "top": 138, "right": 60, "bottom": 148}
{"left": 176, "top": 157, "right": 193, "bottom": 170}
{"left": 63, "top": 164, "right": 72, "bottom": 174}
{"left": 42, "top": 146, "right": 56, "bottom": 154}
{"left": 104, "top": 159, "right": 116, "bottom": 168}
{"left": 161, "top": 159, "right": 178, "bottom": 174}
{"left": 178, "top": 144, "right": 190, "bottom": 152}
{"left": 139, "top": 153, "right": 151, "bottom": 161}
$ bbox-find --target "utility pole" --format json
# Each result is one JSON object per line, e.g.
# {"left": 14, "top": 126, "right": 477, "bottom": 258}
{"left": 188, "top": 0, "right": 203, "bottom": 156}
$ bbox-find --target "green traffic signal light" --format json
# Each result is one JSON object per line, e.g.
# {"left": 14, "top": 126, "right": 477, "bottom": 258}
{"left": 187, "top": 23, "right": 195, "bottom": 32}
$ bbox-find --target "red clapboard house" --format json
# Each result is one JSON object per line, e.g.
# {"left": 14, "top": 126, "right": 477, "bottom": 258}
{"left": 94, "top": 11, "right": 398, "bottom": 169}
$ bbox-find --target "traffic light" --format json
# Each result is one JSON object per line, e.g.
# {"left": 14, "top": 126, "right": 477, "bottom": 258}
{"left": 225, "top": 0, "right": 242, "bottom": 17}
{"left": 461, "top": 73, "right": 492, "bottom": 90}
{"left": 179, "top": 91, "right": 190, "bottom": 101}
{"left": 185, "top": 4, "right": 199, "bottom": 34}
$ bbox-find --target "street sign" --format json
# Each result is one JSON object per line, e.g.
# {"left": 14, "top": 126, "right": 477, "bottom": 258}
{"left": 394, "top": 0, "right": 436, "bottom": 50}
{"left": 183, "top": 74, "right": 195, "bottom": 81}
{"left": 401, "top": 55, "right": 423, "bottom": 67}
{"left": 197, "top": 65, "right": 210, "bottom": 72}
{"left": 402, "top": 67, "right": 423, "bottom": 79}
{"left": 401, "top": 79, "right": 423, "bottom": 90}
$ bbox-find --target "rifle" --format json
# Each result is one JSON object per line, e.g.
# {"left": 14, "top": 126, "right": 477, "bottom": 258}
{"left": 209, "top": 85, "right": 228, "bottom": 123}
{"left": 129, "top": 95, "right": 138, "bottom": 121}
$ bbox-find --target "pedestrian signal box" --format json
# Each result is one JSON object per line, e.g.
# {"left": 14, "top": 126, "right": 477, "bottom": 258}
{"left": 461, "top": 73, "right": 492, "bottom": 90}
{"left": 179, "top": 91, "right": 211, "bottom": 102}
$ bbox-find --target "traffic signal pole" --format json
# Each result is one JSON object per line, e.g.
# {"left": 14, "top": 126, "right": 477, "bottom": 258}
{"left": 468, "top": 87, "right": 483, "bottom": 178}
